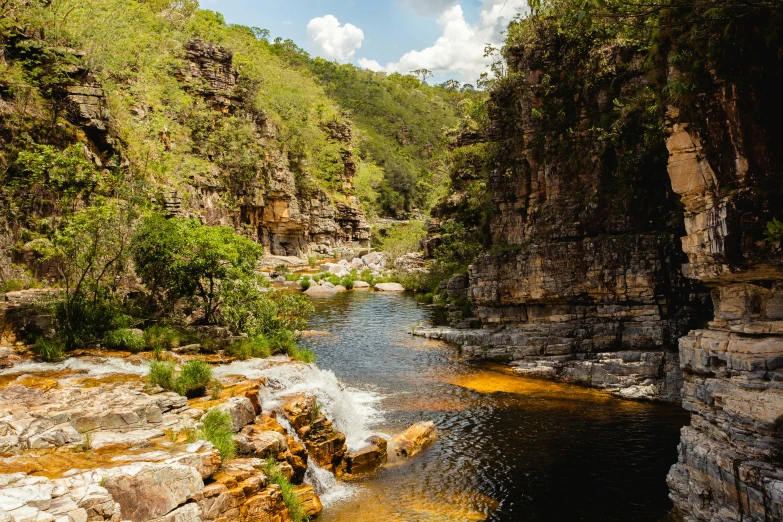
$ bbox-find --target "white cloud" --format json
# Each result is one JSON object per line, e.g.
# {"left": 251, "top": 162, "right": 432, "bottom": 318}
{"left": 397, "top": 0, "right": 457, "bottom": 16}
{"left": 359, "top": 0, "right": 527, "bottom": 83}
{"left": 307, "top": 15, "right": 365, "bottom": 63}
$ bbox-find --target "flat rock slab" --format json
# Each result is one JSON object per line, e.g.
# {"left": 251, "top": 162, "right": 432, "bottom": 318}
{"left": 389, "top": 421, "right": 437, "bottom": 460}
{"left": 374, "top": 283, "right": 405, "bottom": 292}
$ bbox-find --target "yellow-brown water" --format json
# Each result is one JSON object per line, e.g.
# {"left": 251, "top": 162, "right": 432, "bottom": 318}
{"left": 302, "top": 292, "right": 688, "bottom": 522}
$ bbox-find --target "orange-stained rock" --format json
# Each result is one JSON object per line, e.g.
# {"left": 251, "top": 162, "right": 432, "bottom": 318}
{"left": 345, "top": 435, "right": 387, "bottom": 476}
{"left": 389, "top": 421, "right": 438, "bottom": 460}
{"left": 293, "top": 484, "right": 323, "bottom": 517}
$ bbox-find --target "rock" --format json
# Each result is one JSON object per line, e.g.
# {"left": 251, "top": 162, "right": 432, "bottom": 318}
{"left": 235, "top": 426, "right": 287, "bottom": 459}
{"left": 390, "top": 421, "right": 437, "bottom": 459}
{"left": 353, "top": 281, "right": 370, "bottom": 289}
{"left": 213, "top": 397, "right": 256, "bottom": 432}
{"left": 90, "top": 429, "right": 165, "bottom": 450}
{"left": 393, "top": 252, "right": 427, "bottom": 274}
{"left": 361, "top": 252, "right": 388, "bottom": 268}
{"left": 344, "top": 436, "right": 387, "bottom": 475}
{"left": 293, "top": 485, "right": 322, "bottom": 518}
{"left": 333, "top": 285, "right": 348, "bottom": 292}
{"left": 375, "top": 283, "right": 405, "bottom": 292}
{"left": 101, "top": 463, "right": 203, "bottom": 522}
{"left": 304, "top": 285, "right": 337, "bottom": 297}
{"left": 281, "top": 395, "right": 347, "bottom": 473}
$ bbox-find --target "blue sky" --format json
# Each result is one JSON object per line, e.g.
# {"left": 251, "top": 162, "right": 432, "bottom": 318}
{"left": 201, "top": 0, "right": 528, "bottom": 84}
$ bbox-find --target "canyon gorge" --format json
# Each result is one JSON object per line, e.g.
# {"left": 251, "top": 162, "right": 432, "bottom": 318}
{"left": 1, "top": 0, "right": 782, "bottom": 521}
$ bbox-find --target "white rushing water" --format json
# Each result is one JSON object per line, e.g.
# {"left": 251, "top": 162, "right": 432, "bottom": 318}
{"left": 213, "top": 358, "right": 389, "bottom": 506}
{"left": 0, "top": 356, "right": 149, "bottom": 377}
{"left": 213, "top": 358, "right": 385, "bottom": 451}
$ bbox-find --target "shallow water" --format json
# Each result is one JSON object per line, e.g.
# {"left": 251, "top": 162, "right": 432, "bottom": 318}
{"left": 301, "top": 291, "right": 688, "bottom": 522}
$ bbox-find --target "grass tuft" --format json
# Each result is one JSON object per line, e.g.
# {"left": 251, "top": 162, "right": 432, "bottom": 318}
{"left": 199, "top": 409, "right": 237, "bottom": 460}
{"left": 174, "top": 360, "right": 213, "bottom": 397}
{"left": 263, "top": 458, "right": 310, "bottom": 522}
{"left": 103, "top": 329, "right": 146, "bottom": 352}
{"left": 33, "top": 337, "right": 65, "bottom": 362}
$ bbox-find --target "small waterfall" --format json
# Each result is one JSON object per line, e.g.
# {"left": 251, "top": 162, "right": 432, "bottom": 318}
{"left": 214, "top": 358, "right": 384, "bottom": 450}
{"left": 0, "top": 357, "right": 149, "bottom": 377}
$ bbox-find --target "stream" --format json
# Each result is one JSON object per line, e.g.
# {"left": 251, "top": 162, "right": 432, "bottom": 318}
{"left": 298, "top": 291, "right": 688, "bottom": 522}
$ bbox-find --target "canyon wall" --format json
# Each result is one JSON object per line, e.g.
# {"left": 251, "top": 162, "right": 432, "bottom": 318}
{"left": 664, "top": 79, "right": 783, "bottom": 520}
{"left": 423, "top": 32, "right": 711, "bottom": 401}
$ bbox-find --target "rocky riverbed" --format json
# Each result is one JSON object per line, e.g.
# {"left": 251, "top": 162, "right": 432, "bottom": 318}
{"left": 0, "top": 346, "right": 438, "bottom": 522}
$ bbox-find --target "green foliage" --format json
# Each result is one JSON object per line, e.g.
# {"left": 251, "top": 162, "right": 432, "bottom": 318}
{"left": 299, "top": 276, "right": 311, "bottom": 291}
{"left": 144, "top": 325, "right": 181, "bottom": 351}
{"left": 273, "top": 264, "right": 291, "bottom": 277}
{"left": 340, "top": 276, "right": 355, "bottom": 290}
{"left": 174, "top": 360, "right": 213, "bottom": 397}
{"left": 288, "top": 345, "right": 316, "bottom": 364}
{"left": 220, "top": 285, "right": 314, "bottom": 338}
{"left": 103, "top": 329, "right": 146, "bottom": 352}
{"left": 199, "top": 409, "right": 236, "bottom": 460}
{"left": 263, "top": 458, "right": 309, "bottom": 522}
{"left": 359, "top": 269, "right": 376, "bottom": 286}
{"left": 131, "top": 215, "right": 263, "bottom": 323}
{"left": 227, "top": 335, "right": 272, "bottom": 360}
{"left": 43, "top": 199, "right": 138, "bottom": 348}
{"left": 285, "top": 273, "right": 301, "bottom": 282}
{"left": 765, "top": 218, "right": 783, "bottom": 245}
{"left": 375, "top": 221, "right": 426, "bottom": 259}
{"left": 148, "top": 360, "right": 176, "bottom": 390}
{"left": 33, "top": 337, "right": 65, "bottom": 362}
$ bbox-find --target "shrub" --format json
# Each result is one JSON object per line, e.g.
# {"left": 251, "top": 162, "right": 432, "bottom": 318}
{"left": 340, "top": 276, "right": 355, "bottom": 290}
{"left": 174, "top": 360, "right": 213, "bottom": 397}
{"left": 103, "top": 329, "right": 146, "bottom": 352}
{"left": 299, "top": 276, "right": 311, "bottom": 291}
{"left": 311, "top": 273, "right": 323, "bottom": 283}
{"left": 148, "top": 360, "right": 176, "bottom": 390}
{"left": 326, "top": 274, "right": 341, "bottom": 286}
{"left": 33, "top": 337, "right": 65, "bottom": 362}
{"left": 307, "top": 255, "right": 319, "bottom": 268}
{"left": 272, "top": 264, "right": 290, "bottom": 277}
{"left": 359, "top": 269, "right": 375, "bottom": 286}
{"left": 199, "top": 409, "right": 237, "bottom": 460}
{"left": 285, "top": 273, "right": 301, "bottom": 282}
{"left": 144, "top": 325, "right": 180, "bottom": 351}
{"left": 227, "top": 335, "right": 272, "bottom": 360}
{"left": 263, "top": 458, "right": 309, "bottom": 522}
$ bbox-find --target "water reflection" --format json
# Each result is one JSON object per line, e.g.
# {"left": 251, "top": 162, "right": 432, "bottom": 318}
{"left": 303, "top": 292, "right": 687, "bottom": 522}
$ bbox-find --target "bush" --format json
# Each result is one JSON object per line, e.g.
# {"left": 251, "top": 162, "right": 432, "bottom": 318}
{"left": 359, "top": 269, "right": 375, "bottom": 286}
{"left": 174, "top": 360, "right": 213, "bottom": 397}
{"left": 33, "top": 337, "right": 65, "bottom": 362}
{"left": 285, "top": 273, "right": 301, "bottom": 282}
{"left": 326, "top": 274, "right": 341, "bottom": 286}
{"left": 148, "top": 360, "right": 176, "bottom": 390}
{"left": 199, "top": 409, "right": 236, "bottom": 460}
{"left": 272, "top": 264, "right": 290, "bottom": 277}
{"left": 263, "top": 458, "right": 309, "bottom": 522}
{"left": 227, "top": 335, "right": 272, "bottom": 360}
{"left": 144, "top": 325, "right": 180, "bottom": 351}
{"left": 340, "top": 276, "right": 355, "bottom": 290}
{"left": 299, "top": 276, "right": 311, "bottom": 291}
{"left": 103, "top": 329, "right": 146, "bottom": 352}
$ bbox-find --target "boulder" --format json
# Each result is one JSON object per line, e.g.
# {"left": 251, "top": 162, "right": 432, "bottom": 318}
{"left": 375, "top": 283, "right": 406, "bottom": 292}
{"left": 102, "top": 463, "right": 203, "bottom": 522}
{"left": 360, "top": 252, "right": 383, "bottom": 267}
{"left": 344, "top": 436, "right": 387, "bottom": 475}
{"left": 353, "top": 281, "right": 370, "bottom": 289}
{"left": 293, "top": 485, "right": 323, "bottom": 517}
{"left": 389, "top": 421, "right": 437, "bottom": 459}
{"left": 304, "top": 285, "right": 337, "bottom": 297}
{"left": 213, "top": 397, "right": 256, "bottom": 432}
{"left": 235, "top": 426, "right": 288, "bottom": 459}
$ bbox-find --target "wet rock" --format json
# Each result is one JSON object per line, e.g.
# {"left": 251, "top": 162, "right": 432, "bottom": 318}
{"left": 374, "top": 283, "right": 405, "bottom": 292}
{"left": 293, "top": 485, "right": 322, "bottom": 518}
{"left": 281, "top": 396, "right": 347, "bottom": 473}
{"left": 212, "top": 397, "right": 256, "bottom": 432}
{"left": 304, "top": 285, "right": 337, "bottom": 297}
{"left": 344, "top": 436, "right": 387, "bottom": 475}
{"left": 353, "top": 281, "right": 370, "bottom": 289}
{"left": 390, "top": 421, "right": 437, "bottom": 459}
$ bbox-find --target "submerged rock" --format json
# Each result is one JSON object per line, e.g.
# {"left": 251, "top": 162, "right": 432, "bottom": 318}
{"left": 344, "top": 435, "right": 387, "bottom": 476}
{"left": 389, "top": 421, "right": 437, "bottom": 460}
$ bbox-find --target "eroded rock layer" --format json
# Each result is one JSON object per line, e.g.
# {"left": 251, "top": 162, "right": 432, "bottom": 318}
{"left": 664, "top": 88, "right": 783, "bottom": 520}
{"left": 431, "top": 33, "right": 710, "bottom": 402}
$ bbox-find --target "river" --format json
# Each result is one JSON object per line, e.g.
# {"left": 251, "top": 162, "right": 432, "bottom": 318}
{"left": 300, "top": 291, "right": 688, "bottom": 522}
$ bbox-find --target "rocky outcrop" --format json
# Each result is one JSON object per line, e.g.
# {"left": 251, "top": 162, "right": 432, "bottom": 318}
{"left": 282, "top": 395, "right": 347, "bottom": 474}
{"left": 423, "top": 33, "right": 710, "bottom": 402}
{"left": 172, "top": 39, "right": 369, "bottom": 258}
{"left": 664, "top": 84, "right": 783, "bottom": 519}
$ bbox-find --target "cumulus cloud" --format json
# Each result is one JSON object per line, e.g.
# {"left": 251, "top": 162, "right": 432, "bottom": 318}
{"left": 307, "top": 15, "right": 365, "bottom": 63}
{"left": 359, "top": 0, "right": 527, "bottom": 83}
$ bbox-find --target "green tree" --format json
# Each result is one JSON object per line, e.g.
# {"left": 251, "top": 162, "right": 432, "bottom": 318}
{"left": 131, "top": 215, "right": 263, "bottom": 324}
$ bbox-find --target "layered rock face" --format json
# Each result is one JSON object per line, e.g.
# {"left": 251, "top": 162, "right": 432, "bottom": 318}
{"left": 433, "top": 38, "right": 710, "bottom": 401}
{"left": 173, "top": 39, "right": 369, "bottom": 257}
{"left": 664, "top": 84, "right": 783, "bottom": 520}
